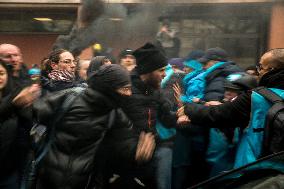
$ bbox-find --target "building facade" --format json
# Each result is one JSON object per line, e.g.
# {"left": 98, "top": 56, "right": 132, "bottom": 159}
{"left": 0, "top": 0, "right": 283, "bottom": 67}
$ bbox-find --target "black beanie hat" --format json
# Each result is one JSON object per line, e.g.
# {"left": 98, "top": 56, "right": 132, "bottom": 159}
{"left": 88, "top": 64, "right": 130, "bottom": 94}
{"left": 133, "top": 42, "right": 168, "bottom": 75}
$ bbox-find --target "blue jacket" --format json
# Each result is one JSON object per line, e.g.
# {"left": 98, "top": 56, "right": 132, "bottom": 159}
{"left": 181, "top": 62, "right": 227, "bottom": 102}
{"left": 234, "top": 88, "right": 284, "bottom": 168}
{"left": 204, "top": 61, "right": 243, "bottom": 101}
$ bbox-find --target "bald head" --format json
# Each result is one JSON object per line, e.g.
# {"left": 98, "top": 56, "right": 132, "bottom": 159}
{"left": 266, "top": 48, "right": 284, "bottom": 69}
{"left": 0, "top": 44, "right": 23, "bottom": 76}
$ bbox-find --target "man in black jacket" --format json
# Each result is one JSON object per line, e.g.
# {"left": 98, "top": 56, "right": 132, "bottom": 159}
{"left": 120, "top": 43, "right": 177, "bottom": 189}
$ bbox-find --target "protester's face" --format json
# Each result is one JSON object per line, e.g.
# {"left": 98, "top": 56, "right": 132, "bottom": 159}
{"left": 145, "top": 66, "right": 166, "bottom": 89}
{"left": 120, "top": 55, "right": 136, "bottom": 72}
{"left": 57, "top": 51, "right": 77, "bottom": 74}
{"left": 0, "top": 44, "right": 23, "bottom": 72}
{"left": 257, "top": 52, "right": 273, "bottom": 78}
{"left": 78, "top": 61, "right": 90, "bottom": 81}
{"left": 0, "top": 64, "right": 8, "bottom": 91}
{"left": 116, "top": 84, "right": 132, "bottom": 96}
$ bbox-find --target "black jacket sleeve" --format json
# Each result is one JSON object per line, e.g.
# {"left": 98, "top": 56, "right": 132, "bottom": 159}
{"left": 184, "top": 91, "right": 251, "bottom": 129}
{"left": 102, "top": 108, "right": 138, "bottom": 168}
{"left": 0, "top": 88, "right": 22, "bottom": 121}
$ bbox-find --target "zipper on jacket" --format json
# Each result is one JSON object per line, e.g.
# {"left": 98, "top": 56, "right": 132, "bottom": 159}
{"left": 148, "top": 108, "right": 151, "bottom": 128}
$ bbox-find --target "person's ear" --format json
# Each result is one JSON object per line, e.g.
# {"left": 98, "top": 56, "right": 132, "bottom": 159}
{"left": 50, "top": 62, "right": 58, "bottom": 70}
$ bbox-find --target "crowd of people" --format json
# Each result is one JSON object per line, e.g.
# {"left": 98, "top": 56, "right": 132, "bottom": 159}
{"left": 0, "top": 41, "right": 284, "bottom": 189}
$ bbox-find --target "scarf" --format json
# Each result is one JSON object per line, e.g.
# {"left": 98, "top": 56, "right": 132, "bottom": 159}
{"left": 48, "top": 70, "right": 75, "bottom": 82}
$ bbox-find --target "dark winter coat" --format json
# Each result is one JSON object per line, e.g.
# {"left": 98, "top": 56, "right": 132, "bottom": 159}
{"left": 0, "top": 93, "right": 18, "bottom": 177}
{"left": 34, "top": 88, "right": 138, "bottom": 189}
{"left": 204, "top": 61, "right": 243, "bottom": 101}
{"left": 0, "top": 87, "right": 32, "bottom": 178}
{"left": 120, "top": 69, "right": 177, "bottom": 143}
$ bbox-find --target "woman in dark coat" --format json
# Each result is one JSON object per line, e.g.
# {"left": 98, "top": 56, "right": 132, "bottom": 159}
{"left": 34, "top": 64, "right": 155, "bottom": 189}
{"left": 0, "top": 60, "right": 39, "bottom": 189}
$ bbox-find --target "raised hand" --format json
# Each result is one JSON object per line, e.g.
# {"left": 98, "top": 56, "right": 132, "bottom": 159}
{"left": 173, "top": 82, "right": 183, "bottom": 108}
{"left": 13, "top": 84, "right": 41, "bottom": 107}
{"left": 135, "top": 132, "right": 156, "bottom": 163}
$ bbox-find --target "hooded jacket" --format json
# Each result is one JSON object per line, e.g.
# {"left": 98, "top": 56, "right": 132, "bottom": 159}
{"left": 35, "top": 65, "right": 137, "bottom": 189}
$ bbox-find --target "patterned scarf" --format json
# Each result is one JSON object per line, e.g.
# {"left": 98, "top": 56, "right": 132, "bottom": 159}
{"left": 48, "top": 70, "right": 75, "bottom": 82}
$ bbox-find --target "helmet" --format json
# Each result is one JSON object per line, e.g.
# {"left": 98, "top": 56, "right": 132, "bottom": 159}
{"left": 224, "top": 72, "right": 257, "bottom": 91}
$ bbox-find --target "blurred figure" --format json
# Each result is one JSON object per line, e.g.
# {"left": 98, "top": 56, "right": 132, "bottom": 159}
{"left": 0, "top": 43, "right": 30, "bottom": 86}
{"left": 181, "top": 50, "right": 205, "bottom": 101}
{"left": 171, "top": 51, "right": 204, "bottom": 189}
{"left": 245, "top": 65, "right": 258, "bottom": 76}
{"left": 28, "top": 66, "right": 41, "bottom": 85}
{"left": 86, "top": 56, "right": 112, "bottom": 78}
{"left": 118, "top": 49, "right": 136, "bottom": 72}
{"left": 76, "top": 59, "right": 90, "bottom": 82}
{"left": 222, "top": 72, "right": 257, "bottom": 102}
{"left": 183, "top": 50, "right": 205, "bottom": 74}
{"left": 156, "top": 19, "right": 180, "bottom": 58}
{"left": 168, "top": 58, "right": 185, "bottom": 74}
{"left": 0, "top": 60, "right": 40, "bottom": 189}
{"left": 92, "top": 43, "right": 103, "bottom": 56}
{"left": 202, "top": 73, "right": 257, "bottom": 177}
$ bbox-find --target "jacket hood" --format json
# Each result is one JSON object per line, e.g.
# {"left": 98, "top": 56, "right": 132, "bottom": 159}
{"left": 206, "top": 61, "right": 243, "bottom": 81}
{"left": 88, "top": 64, "right": 131, "bottom": 100}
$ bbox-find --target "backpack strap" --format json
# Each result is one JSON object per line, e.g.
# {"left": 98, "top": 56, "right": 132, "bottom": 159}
{"left": 35, "top": 87, "right": 85, "bottom": 164}
{"left": 254, "top": 87, "right": 284, "bottom": 156}
{"left": 21, "top": 87, "right": 85, "bottom": 189}
{"left": 254, "top": 87, "right": 283, "bottom": 103}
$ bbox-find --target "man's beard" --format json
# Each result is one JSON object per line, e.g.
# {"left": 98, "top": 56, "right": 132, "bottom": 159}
{"left": 145, "top": 74, "right": 161, "bottom": 89}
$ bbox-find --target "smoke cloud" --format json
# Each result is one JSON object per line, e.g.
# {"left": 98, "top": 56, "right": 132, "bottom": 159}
{"left": 53, "top": 0, "right": 170, "bottom": 56}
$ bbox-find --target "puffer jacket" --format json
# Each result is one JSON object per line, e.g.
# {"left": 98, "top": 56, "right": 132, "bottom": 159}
{"left": 34, "top": 88, "right": 137, "bottom": 189}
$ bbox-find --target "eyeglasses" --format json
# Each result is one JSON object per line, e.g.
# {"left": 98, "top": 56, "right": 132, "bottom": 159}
{"left": 59, "top": 59, "right": 78, "bottom": 65}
